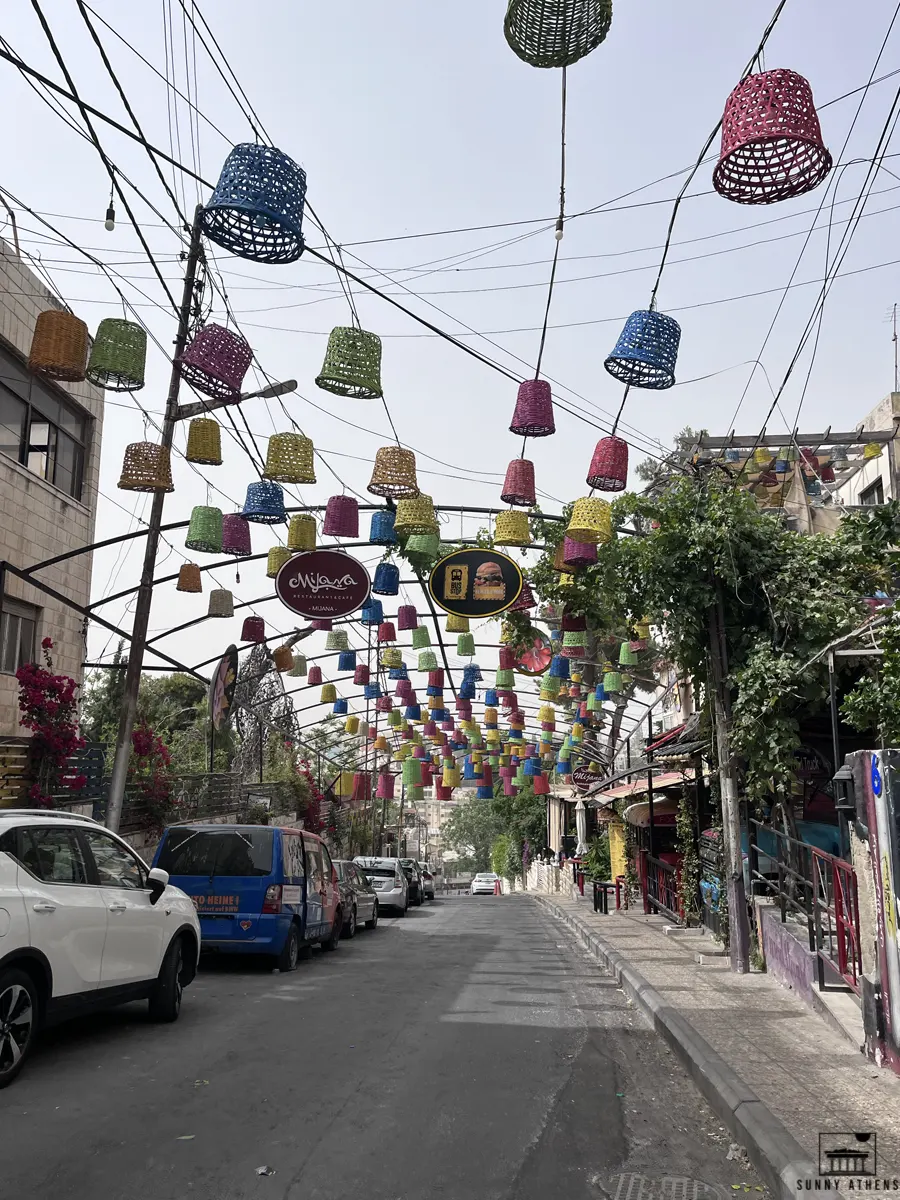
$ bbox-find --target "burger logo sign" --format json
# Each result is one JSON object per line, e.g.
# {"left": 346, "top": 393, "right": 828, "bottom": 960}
{"left": 274, "top": 549, "right": 371, "bottom": 619}
{"left": 428, "top": 548, "right": 523, "bottom": 619}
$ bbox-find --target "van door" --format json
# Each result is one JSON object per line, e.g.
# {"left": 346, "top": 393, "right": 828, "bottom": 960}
{"left": 303, "top": 835, "right": 326, "bottom": 940}
{"left": 280, "top": 829, "right": 306, "bottom": 936}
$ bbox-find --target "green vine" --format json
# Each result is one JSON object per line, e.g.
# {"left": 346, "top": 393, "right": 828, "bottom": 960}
{"left": 675, "top": 793, "right": 701, "bottom": 925}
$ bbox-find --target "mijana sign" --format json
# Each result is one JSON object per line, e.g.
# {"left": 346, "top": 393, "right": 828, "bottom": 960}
{"left": 275, "top": 549, "right": 371, "bottom": 619}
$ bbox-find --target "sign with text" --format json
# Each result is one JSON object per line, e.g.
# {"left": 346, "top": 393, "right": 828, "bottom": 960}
{"left": 572, "top": 765, "right": 597, "bottom": 793}
{"left": 428, "top": 548, "right": 523, "bottom": 619}
{"left": 275, "top": 549, "right": 371, "bottom": 619}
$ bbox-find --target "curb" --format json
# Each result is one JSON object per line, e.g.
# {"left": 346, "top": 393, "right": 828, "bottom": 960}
{"left": 535, "top": 894, "right": 817, "bottom": 1200}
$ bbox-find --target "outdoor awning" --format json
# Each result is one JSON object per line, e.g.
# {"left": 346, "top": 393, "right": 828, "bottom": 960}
{"left": 588, "top": 769, "right": 693, "bottom": 807}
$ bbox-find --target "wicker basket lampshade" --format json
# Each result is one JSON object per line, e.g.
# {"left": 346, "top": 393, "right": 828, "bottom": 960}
{"left": 501, "top": 458, "right": 536, "bottom": 506}
{"left": 185, "top": 506, "right": 223, "bottom": 553}
{"left": 619, "top": 641, "right": 639, "bottom": 666}
{"left": 118, "top": 443, "right": 174, "bottom": 493}
{"left": 179, "top": 324, "right": 252, "bottom": 399}
{"left": 418, "top": 650, "right": 439, "bottom": 672}
{"left": 372, "top": 561, "right": 400, "bottom": 595}
{"left": 354, "top": 664, "right": 371, "bottom": 685}
{"left": 332, "top": 698, "right": 349, "bottom": 716}
{"left": 494, "top": 510, "right": 532, "bottom": 547}
{"left": 290, "top": 654, "right": 308, "bottom": 678}
{"left": 713, "top": 70, "right": 832, "bottom": 205}
{"left": 566, "top": 497, "right": 612, "bottom": 545}
{"left": 176, "top": 563, "right": 202, "bottom": 593}
{"left": 208, "top": 588, "right": 234, "bottom": 618}
{"left": 86, "top": 318, "right": 147, "bottom": 391}
{"left": 266, "top": 546, "right": 293, "bottom": 578}
{"left": 273, "top": 645, "right": 294, "bottom": 673}
{"left": 563, "top": 537, "right": 597, "bottom": 569}
{"left": 510, "top": 379, "right": 555, "bottom": 437}
{"left": 445, "top": 614, "right": 469, "bottom": 634}
{"left": 28, "top": 310, "right": 89, "bottom": 381}
{"left": 222, "top": 514, "right": 252, "bottom": 557}
{"left": 201, "top": 143, "right": 307, "bottom": 263}
{"left": 287, "top": 514, "right": 316, "bottom": 552}
{"left": 345, "top": 716, "right": 360, "bottom": 736}
{"left": 398, "top": 604, "right": 418, "bottom": 631}
{"left": 361, "top": 598, "right": 384, "bottom": 626}
{"left": 185, "top": 418, "right": 223, "bottom": 466}
{"left": 323, "top": 495, "right": 359, "bottom": 537}
{"left": 263, "top": 433, "right": 315, "bottom": 484}
{"left": 316, "top": 327, "right": 383, "bottom": 398}
{"left": 307, "top": 665, "right": 323, "bottom": 686}
{"left": 605, "top": 310, "right": 681, "bottom": 390}
{"left": 457, "top": 633, "right": 476, "bottom": 656}
{"left": 586, "top": 435, "right": 628, "bottom": 491}
{"left": 511, "top": 580, "right": 537, "bottom": 611}
{"left": 504, "top": 0, "right": 612, "bottom": 68}
{"left": 820, "top": 463, "right": 836, "bottom": 483}
{"left": 378, "top": 621, "right": 397, "bottom": 644}
{"left": 320, "top": 683, "right": 337, "bottom": 704}
{"left": 403, "top": 534, "right": 440, "bottom": 570}
{"left": 369, "top": 509, "right": 397, "bottom": 546}
{"left": 864, "top": 442, "right": 884, "bottom": 461}
{"left": 368, "top": 446, "right": 419, "bottom": 498}
{"left": 241, "top": 481, "right": 286, "bottom": 524}
{"left": 411, "top": 626, "right": 432, "bottom": 650}
{"left": 241, "top": 615, "right": 265, "bottom": 642}
{"left": 379, "top": 648, "right": 402, "bottom": 670}
{"left": 394, "top": 494, "right": 438, "bottom": 537}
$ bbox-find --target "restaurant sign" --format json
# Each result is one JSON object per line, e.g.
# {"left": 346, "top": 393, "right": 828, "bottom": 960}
{"left": 275, "top": 549, "right": 371, "bottom": 619}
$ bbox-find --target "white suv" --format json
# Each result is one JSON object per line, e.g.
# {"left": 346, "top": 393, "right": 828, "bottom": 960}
{"left": 0, "top": 810, "right": 201, "bottom": 1088}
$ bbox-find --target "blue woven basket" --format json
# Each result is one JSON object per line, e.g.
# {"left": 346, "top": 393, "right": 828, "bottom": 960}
{"left": 389, "top": 665, "right": 409, "bottom": 681}
{"left": 459, "top": 680, "right": 476, "bottom": 700}
{"left": 202, "top": 144, "right": 307, "bottom": 263}
{"left": 605, "top": 310, "right": 681, "bottom": 390}
{"left": 405, "top": 704, "right": 422, "bottom": 720}
{"left": 364, "top": 683, "right": 383, "bottom": 700}
{"left": 372, "top": 561, "right": 400, "bottom": 596}
{"left": 241, "top": 481, "right": 286, "bottom": 524}
{"left": 332, "top": 698, "right": 348, "bottom": 716}
{"left": 549, "top": 654, "right": 570, "bottom": 680}
{"left": 369, "top": 509, "right": 397, "bottom": 546}
{"left": 337, "top": 650, "right": 357, "bottom": 671}
{"left": 484, "top": 688, "right": 499, "bottom": 706}
{"left": 360, "top": 599, "right": 383, "bottom": 625}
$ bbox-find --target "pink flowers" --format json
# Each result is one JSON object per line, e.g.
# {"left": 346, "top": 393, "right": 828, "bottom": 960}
{"left": 16, "top": 638, "right": 84, "bottom": 805}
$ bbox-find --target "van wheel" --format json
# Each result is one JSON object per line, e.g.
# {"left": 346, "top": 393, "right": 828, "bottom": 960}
{"left": 0, "top": 968, "right": 38, "bottom": 1089}
{"left": 149, "top": 937, "right": 184, "bottom": 1023}
{"left": 365, "top": 902, "right": 378, "bottom": 930}
{"left": 278, "top": 924, "right": 300, "bottom": 972}
{"left": 322, "top": 912, "right": 341, "bottom": 952}
{"left": 342, "top": 906, "right": 357, "bottom": 939}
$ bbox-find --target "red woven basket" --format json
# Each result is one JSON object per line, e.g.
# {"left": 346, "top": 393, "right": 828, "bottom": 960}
{"left": 501, "top": 458, "right": 536, "bottom": 506}
{"left": 586, "top": 435, "right": 628, "bottom": 492}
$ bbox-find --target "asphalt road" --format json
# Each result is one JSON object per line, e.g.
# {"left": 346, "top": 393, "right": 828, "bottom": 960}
{"left": 0, "top": 896, "right": 765, "bottom": 1200}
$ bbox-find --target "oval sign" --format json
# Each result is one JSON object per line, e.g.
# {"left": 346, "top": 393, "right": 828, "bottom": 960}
{"left": 208, "top": 644, "right": 238, "bottom": 732}
{"left": 428, "top": 548, "right": 523, "bottom": 619}
{"left": 515, "top": 630, "right": 552, "bottom": 677}
{"left": 275, "top": 549, "right": 371, "bottom": 619}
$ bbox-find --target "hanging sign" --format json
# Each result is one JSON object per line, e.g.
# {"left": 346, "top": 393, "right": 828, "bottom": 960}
{"left": 572, "top": 764, "right": 597, "bottom": 793}
{"left": 275, "top": 549, "right": 371, "bottom": 619}
{"left": 209, "top": 644, "right": 238, "bottom": 731}
{"left": 515, "top": 630, "right": 552, "bottom": 676}
{"left": 428, "top": 548, "right": 523, "bottom": 619}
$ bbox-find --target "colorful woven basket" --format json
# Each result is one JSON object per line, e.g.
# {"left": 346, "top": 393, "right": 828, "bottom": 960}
{"left": 290, "top": 654, "right": 307, "bottom": 677}
{"left": 316, "top": 326, "right": 383, "bottom": 398}
{"left": 185, "top": 418, "right": 223, "bottom": 466}
{"left": 509, "top": 379, "right": 555, "bottom": 437}
{"left": 323, "top": 495, "right": 359, "bottom": 537}
{"left": 176, "top": 563, "right": 202, "bottom": 593}
{"left": 273, "top": 645, "right": 294, "bottom": 673}
{"left": 368, "top": 446, "right": 419, "bottom": 498}
{"left": 563, "top": 537, "right": 597, "bottom": 569}
{"left": 241, "top": 616, "right": 265, "bottom": 642}
{"left": 565, "top": 498, "right": 612, "bottom": 545}
{"left": 372, "top": 561, "right": 400, "bottom": 595}
{"left": 501, "top": 458, "right": 536, "bottom": 506}
{"left": 605, "top": 310, "right": 681, "bottom": 390}
{"left": 397, "top": 604, "right": 418, "bottom": 631}
{"left": 207, "top": 588, "right": 233, "bottom": 618}
{"left": 241, "top": 481, "right": 286, "bottom": 524}
{"left": 457, "top": 633, "right": 476, "bottom": 656}
{"left": 326, "top": 630, "right": 350, "bottom": 651}
{"left": 394, "top": 494, "right": 438, "bottom": 537}
{"left": 370, "top": 509, "right": 397, "bottom": 546}
{"left": 222, "top": 514, "right": 252, "bottom": 557}
{"left": 445, "top": 614, "right": 469, "bottom": 634}
{"left": 494, "top": 510, "right": 532, "bottom": 547}
{"left": 267, "top": 545, "right": 293, "bottom": 578}
{"left": 201, "top": 143, "right": 307, "bottom": 263}
{"left": 86, "top": 318, "right": 146, "bottom": 391}
{"left": 586, "top": 435, "right": 628, "bottom": 491}
{"left": 179, "top": 323, "right": 252, "bottom": 400}
{"left": 404, "top": 534, "right": 440, "bottom": 569}
{"left": 287, "top": 514, "right": 316, "bottom": 551}
{"left": 263, "top": 433, "right": 315, "bottom": 484}
{"left": 28, "top": 310, "right": 89, "bottom": 381}
{"left": 118, "top": 443, "right": 174, "bottom": 493}
{"left": 411, "top": 626, "right": 432, "bottom": 650}
{"left": 504, "top": 0, "right": 612, "bottom": 68}
{"left": 185, "top": 506, "right": 223, "bottom": 554}
{"left": 307, "top": 665, "right": 323, "bottom": 686}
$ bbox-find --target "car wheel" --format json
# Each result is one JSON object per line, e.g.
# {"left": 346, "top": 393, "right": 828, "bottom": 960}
{"left": 415, "top": 892, "right": 423, "bottom": 906}
{"left": 365, "top": 902, "right": 378, "bottom": 930}
{"left": 278, "top": 923, "right": 301, "bottom": 972}
{"left": 322, "top": 912, "right": 341, "bottom": 952}
{"left": 396, "top": 902, "right": 406, "bottom": 917}
{"left": 0, "top": 969, "right": 38, "bottom": 1090}
{"left": 342, "top": 906, "right": 357, "bottom": 939}
{"left": 149, "top": 937, "right": 185, "bottom": 1023}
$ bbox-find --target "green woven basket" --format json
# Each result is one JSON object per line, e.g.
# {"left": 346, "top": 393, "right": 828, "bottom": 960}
{"left": 411, "top": 626, "right": 432, "bottom": 650}
{"left": 185, "top": 506, "right": 223, "bottom": 554}
{"left": 86, "top": 318, "right": 147, "bottom": 391}
{"left": 504, "top": 0, "right": 612, "bottom": 69}
{"left": 315, "top": 326, "right": 383, "bottom": 399}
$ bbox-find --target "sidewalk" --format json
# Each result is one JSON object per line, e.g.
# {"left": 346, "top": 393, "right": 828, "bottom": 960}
{"left": 534, "top": 890, "right": 900, "bottom": 1199}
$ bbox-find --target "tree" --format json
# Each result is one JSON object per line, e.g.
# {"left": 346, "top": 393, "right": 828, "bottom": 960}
{"left": 443, "top": 796, "right": 504, "bottom": 873}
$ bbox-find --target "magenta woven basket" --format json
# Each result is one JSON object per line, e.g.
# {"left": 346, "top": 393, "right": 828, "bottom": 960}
{"left": 586, "top": 435, "right": 628, "bottom": 492}
{"left": 323, "top": 495, "right": 359, "bottom": 537}
{"left": 501, "top": 457, "right": 536, "bottom": 506}
{"left": 510, "top": 380, "right": 555, "bottom": 437}
{"left": 398, "top": 604, "right": 418, "bottom": 631}
{"left": 179, "top": 324, "right": 253, "bottom": 399}
{"left": 563, "top": 537, "right": 597, "bottom": 569}
{"left": 222, "top": 513, "right": 252, "bottom": 557}
{"left": 510, "top": 580, "right": 537, "bottom": 611}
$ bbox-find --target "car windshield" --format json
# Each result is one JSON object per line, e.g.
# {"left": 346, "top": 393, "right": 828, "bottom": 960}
{"left": 156, "top": 829, "right": 274, "bottom": 877}
{"left": 365, "top": 867, "right": 399, "bottom": 879}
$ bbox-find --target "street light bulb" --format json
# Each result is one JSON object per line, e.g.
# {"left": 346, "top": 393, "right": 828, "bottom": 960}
{"left": 104, "top": 204, "right": 116, "bottom": 232}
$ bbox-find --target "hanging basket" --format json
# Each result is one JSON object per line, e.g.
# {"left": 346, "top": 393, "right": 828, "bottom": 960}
{"left": 28, "top": 309, "right": 89, "bottom": 381}
{"left": 337, "top": 649, "right": 357, "bottom": 671}
{"left": 273, "top": 645, "right": 294, "bottom": 673}
{"left": 445, "top": 614, "right": 469, "bottom": 634}
{"left": 287, "top": 513, "right": 316, "bottom": 551}
{"left": 267, "top": 545, "right": 293, "bottom": 578}
{"left": 378, "top": 621, "right": 397, "bottom": 644}
{"left": 185, "top": 506, "right": 224, "bottom": 554}
{"left": 176, "top": 563, "right": 202, "bottom": 593}
{"left": 370, "top": 509, "right": 397, "bottom": 546}
{"left": 586, "top": 435, "right": 628, "bottom": 491}
{"left": 379, "top": 648, "right": 402, "bottom": 670}
{"left": 713, "top": 69, "right": 832, "bottom": 205}
{"left": 241, "top": 615, "right": 265, "bottom": 643}
{"left": 290, "top": 654, "right": 307, "bottom": 678}
{"left": 222, "top": 514, "right": 252, "bottom": 557}
{"left": 86, "top": 318, "right": 146, "bottom": 391}
{"left": 457, "top": 633, "right": 476, "bottom": 656}
{"left": 398, "top": 604, "right": 418, "bottom": 631}
{"left": 307, "top": 665, "right": 323, "bottom": 686}
{"left": 504, "top": 0, "right": 612, "bottom": 68}
{"left": 316, "top": 326, "right": 383, "bottom": 398}
{"left": 605, "top": 310, "right": 681, "bottom": 390}
{"left": 373, "top": 561, "right": 400, "bottom": 595}
{"left": 411, "top": 626, "right": 432, "bottom": 650}
{"left": 241, "top": 481, "right": 286, "bottom": 524}
{"left": 394, "top": 494, "right": 438, "bottom": 537}
{"left": 323, "top": 495, "right": 359, "bottom": 537}
{"left": 263, "top": 433, "right": 315, "bottom": 484}
{"left": 418, "top": 650, "right": 438, "bottom": 672}
{"left": 510, "top": 580, "right": 537, "bottom": 611}
{"left": 563, "top": 537, "right": 597, "bottom": 568}
{"left": 494, "top": 510, "right": 532, "bottom": 547}
{"left": 118, "top": 442, "right": 174, "bottom": 493}
{"left": 179, "top": 324, "right": 253, "bottom": 400}
{"left": 320, "top": 683, "right": 337, "bottom": 704}
{"left": 404, "top": 534, "right": 440, "bottom": 569}
{"left": 208, "top": 588, "right": 234, "bottom": 618}
{"left": 368, "top": 446, "right": 419, "bottom": 498}
{"left": 509, "top": 379, "right": 555, "bottom": 437}
{"left": 501, "top": 458, "right": 536, "bottom": 506}
{"left": 201, "top": 143, "right": 307, "bottom": 263}
{"left": 185, "top": 418, "right": 223, "bottom": 466}
{"left": 565, "top": 497, "right": 612, "bottom": 545}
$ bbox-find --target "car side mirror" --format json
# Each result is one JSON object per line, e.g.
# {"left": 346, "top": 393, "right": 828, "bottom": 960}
{"left": 147, "top": 867, "right": 169, "bottom": 905}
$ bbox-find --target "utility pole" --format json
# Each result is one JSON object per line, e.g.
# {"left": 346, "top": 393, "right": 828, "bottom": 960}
{"left": 707, "top": 585, "right": 751, "bottom": 974}
{"left": 893, "top": 303, "right": 898, "bottom": 394}
{"left": 105, "top": 206, "right": 205, "bottom": 833}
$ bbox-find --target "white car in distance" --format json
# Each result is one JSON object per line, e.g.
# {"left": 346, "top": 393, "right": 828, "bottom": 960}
{"left": 470, "top": 872, "right": 500, "bottom": 895}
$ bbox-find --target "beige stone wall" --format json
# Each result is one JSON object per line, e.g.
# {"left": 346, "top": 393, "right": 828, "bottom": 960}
{"left": 0, "top": 238, "right": 103, "bottom": 736}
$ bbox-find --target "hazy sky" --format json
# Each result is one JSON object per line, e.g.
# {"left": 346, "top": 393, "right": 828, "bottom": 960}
{"left": 3, "top": 1, "right": 899, "bottom": 724}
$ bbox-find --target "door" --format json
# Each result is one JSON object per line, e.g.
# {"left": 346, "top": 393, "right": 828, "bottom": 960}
{"left": 320, "top": 844, "right": 339, "bottom": 930}
{"left": 350, "top": 864, "right": 374, "bottom": 921}
{"left": 16, "top": 826, "right": 108, "bottom": 996}
{"left": 80, "top": 829, "right": 165, "bottom": 986}
{"left": 303, "top": 836, "right": 325, "bottom": 939}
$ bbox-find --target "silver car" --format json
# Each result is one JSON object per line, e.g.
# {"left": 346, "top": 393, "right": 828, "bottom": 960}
{"left": 354, "top": 856, "right": 409, "bottom": 914}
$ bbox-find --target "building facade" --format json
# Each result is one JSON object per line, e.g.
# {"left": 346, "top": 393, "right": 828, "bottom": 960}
{"left": 0, "top": 237, "right": 104, "bottom": 738}
{"left": 835, "top": 391, "right": 900, "bottom": 507}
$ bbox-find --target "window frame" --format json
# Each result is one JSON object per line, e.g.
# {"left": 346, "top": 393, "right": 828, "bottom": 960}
{"left": 17, "top": 825, "right": 91, "bottom": 887}
{"left": 79, "top": 828, "right": 148, "bottom": 891}
{"left": 0, "top": 595, "right": 39, "bottom": 676}
{"left": 860, "top": 478, "right": 885, "bottom": 507}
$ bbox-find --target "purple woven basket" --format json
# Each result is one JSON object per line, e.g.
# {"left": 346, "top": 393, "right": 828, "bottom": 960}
{"left": 179, "top": 324, "right": 253, "bottom": 400}
{"left": 501, "top": 457, "right": 536, "bottom": 506}
{"left": 510, "top": 380, "right": 555, "bottom": 438}
{"left": 563, "top": 537, "right": 597, "bottom": 569}
{"left": 222, "top": 513, "right": 252, "bottom": 557}
{"left": 398, "top": 604, "right": 418, "bottom": 631}
{"left": 323, "top": 495, "right": 359, "bottom": 537}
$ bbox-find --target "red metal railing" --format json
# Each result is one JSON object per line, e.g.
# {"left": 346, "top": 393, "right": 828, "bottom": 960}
{"left": 812, "top": 847, "right": 862, "bottom": 995}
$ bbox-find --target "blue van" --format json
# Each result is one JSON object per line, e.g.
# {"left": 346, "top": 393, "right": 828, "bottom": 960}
{"left": 152, "top": 824, "right": 343, "bottom": 971}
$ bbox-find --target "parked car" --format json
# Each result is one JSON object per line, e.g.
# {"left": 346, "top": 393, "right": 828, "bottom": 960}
{"left": 418, "top": 865, "right": 435, "bottom": 901}
{"left": 399, "top": 858, "right": 424, "bottom": 905}
{"left": 154, "top": 824, "right": 342, "bottom": 970}
{"left": 0, "top": 809, "right": 201, "bottom": 1089}
{"left": 334, "top": 860, "right": 378, "bottom": 936}
{"left": 471, "top": 872, "right": 500, "bottom": 895}
{"left": 354, "top": 857, "right": 408, "bottom": 914}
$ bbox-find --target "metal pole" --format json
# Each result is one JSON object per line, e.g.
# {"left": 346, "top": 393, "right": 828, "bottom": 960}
{"left": 105, "top": 205, "right": 204, "bottom": 833}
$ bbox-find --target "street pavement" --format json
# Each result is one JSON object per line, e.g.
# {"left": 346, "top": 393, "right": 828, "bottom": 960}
{"left": 0, "top": 896, "right": 765, "bottom": 1200}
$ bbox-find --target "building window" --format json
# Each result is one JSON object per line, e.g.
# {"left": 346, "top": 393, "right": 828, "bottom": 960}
{"left": 0, "top": 597, "right": 39, "bottom": 675}
{"left": 860, "top": 478, "right": 885, "bottom": 506}
{"left": 0, "top": 342, "right": 88, "bottom": 501}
